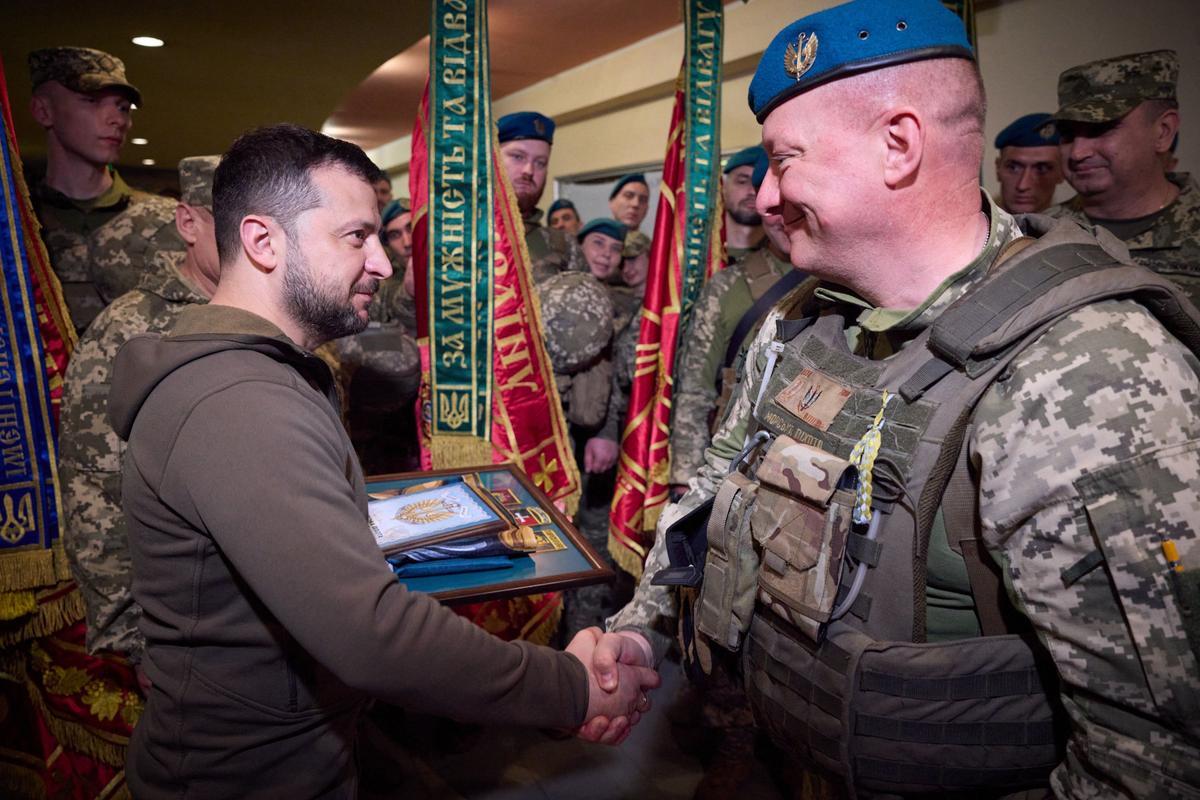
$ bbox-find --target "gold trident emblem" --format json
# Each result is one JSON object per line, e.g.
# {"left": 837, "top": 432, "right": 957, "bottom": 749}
{"left": 784, "top": 32, "right": 819, "bottom": 80}
{"left": 438, "top": 392, "right": 471, "bottom": 430}
{"left": 533, "top": 453, "right": 560, "bottom": 493}
{"left": 0, "top": 492, "right": 35, "bottom": 544}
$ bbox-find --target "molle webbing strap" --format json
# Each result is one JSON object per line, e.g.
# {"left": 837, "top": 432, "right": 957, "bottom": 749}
{"left": 723, "top": 269, "right": 810, "bottom": 369}
{"left": 855, "top": 757, "right": 1056, "bottom": 789}
{"left": 858, "top": 666, "right": 1050, "bottom": 700}
{"left": 854, "top": 714, "right": 1058, "bottom": 746}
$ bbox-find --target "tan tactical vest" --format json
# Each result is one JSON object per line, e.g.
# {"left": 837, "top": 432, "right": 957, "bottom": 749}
{"left": 658, "top": 217, "right": 1200, "bottom": 797}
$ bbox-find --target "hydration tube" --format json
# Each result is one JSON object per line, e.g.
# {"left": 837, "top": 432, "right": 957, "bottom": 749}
{"left": 829, "top": 510, "right": 883, "bottom": 622}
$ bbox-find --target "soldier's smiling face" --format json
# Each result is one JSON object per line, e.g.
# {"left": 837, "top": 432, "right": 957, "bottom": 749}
{"left": 581, "top": 232, "right": 624, "bottom": 280}
{"left": 32, "top": 83, "right": 132, "bottom": 168}
{"left": 1058, "top": 103, "right": 1176, "bottom": 202}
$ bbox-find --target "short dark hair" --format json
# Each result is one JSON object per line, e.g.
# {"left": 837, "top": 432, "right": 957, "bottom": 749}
{"left": 213, "top": 124, "right": 380, "bottom": 265}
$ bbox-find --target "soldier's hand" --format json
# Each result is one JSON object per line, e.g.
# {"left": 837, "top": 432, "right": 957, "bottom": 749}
{"left": 568, "top": 627, "right": 660, "bottom": 745}
{"left": 583, "top": 437, "right": 619, "bottom": 473}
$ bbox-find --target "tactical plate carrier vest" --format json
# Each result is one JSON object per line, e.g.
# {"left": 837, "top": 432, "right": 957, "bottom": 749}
{"left": 655, "top": 217, "right": 1200, "bottom": 798}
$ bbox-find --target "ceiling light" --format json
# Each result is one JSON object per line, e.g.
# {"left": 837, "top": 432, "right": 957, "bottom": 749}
{"left": 131, "top": 137, "right": 149, "bottom": 145}
{"left": 131, "top": 36, "right": 164, "bottom": 48}
{"left": 141, "top": 158, "right": 156, "bottom": 166}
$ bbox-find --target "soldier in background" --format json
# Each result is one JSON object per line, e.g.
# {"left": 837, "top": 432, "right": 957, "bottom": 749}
{"left": 60, "top": 155, "right": 220, "bottom": 676}
{"left": 28, "top": 46, "right": 184, "bottom": 333}
{"left": 608, "top": 173, "right": 651, "bottom": 232}
{"left": 1046, "top": 50, "right": 1200, "bottom": 306}
{"left": 993, "top": 112, "right": 1063, "bottom": 213}
{"left": 372, "top": 168, "right": 394, "bottom": 211}
{"left": 374, "top": 199, "right": 417, "bottom": 335}
{"left": 578, "top": 218, "right": 626, "bottom": 282}
{"left": 548, "top": 197, "right": 582, "bottom": 234}
{"left": 497, "top": 111, "right": 586, "bottom": 283}
{"left": 722, "top": 146, "right": 765, "bottom": 261}
{"left": 668, "top": 151, "right": 812, "bottom": 496}
{"left": 589, "top": 3, "right": 1200, "bottom": 797}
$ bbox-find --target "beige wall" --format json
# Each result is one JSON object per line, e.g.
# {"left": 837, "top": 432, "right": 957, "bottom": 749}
{"left": 374, "top": 0, "right": 1198, "bottom": 203}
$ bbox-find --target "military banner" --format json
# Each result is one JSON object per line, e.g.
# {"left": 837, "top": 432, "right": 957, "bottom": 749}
{"left": 609, "top": 0, "right": 724, "bottom": 578}
{"left": 409, "top": 0, "right": 579, "bottom": 640}
{"left": 425, "top": 0, "right": 495, "bottom": 467}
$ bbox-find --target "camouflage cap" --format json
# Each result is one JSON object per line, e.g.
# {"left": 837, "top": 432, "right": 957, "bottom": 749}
{"left": 537, "top": 272, "right": 614, "bottom": 374}
{"left": 623, "top": 230, "right": 651, "bottom": 259}
{"left": 1053, "top": 50, "right": 1178, "bottom": 124}
{"left": 178, "top": 156, "right": 220, "bottom": 207}
{"left": 28, "top": 46, "right": 142, "bottom": 107}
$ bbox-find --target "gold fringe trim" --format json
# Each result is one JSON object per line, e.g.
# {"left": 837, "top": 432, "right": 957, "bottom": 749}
{"left": 0, "top": 591, "right": 36, "bottom": 621}
{"left": 608, "top": 532, "right": 646, "bottom": 581}
{"left": 0, "top": 584, "right": 85, "bottom": 646}
{"left": 0, "top": 542, "right": 72, "bottom": 594}
{"left": 21, "top": 654, "right": 130, "bottom": 768}
{"left": 0, "top": 762, "right": 46, "bottom": 800}
{"left": 429, "top": 435, "right": 494, "bottom": 470}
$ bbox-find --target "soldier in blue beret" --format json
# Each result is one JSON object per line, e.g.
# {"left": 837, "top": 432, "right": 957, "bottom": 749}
{"left": 722, "top": 145, "right": 766, "bottom": 260}
{"left": 589, "top": 2, "right": 1200, "bottom": 798}
{"left": 577, "top": 218, "right": 626, "bottom": 281}
{"left": 993, "top": 112, "right": 1062, "bottom": 213}
{"left": 548, "top": 198, "right": 582, "bottom": 234}
{"left": 496, "top": 111, "right": 585, "bottom": 283}
{"left": 608, "top": 173, "right": 651, "bottom": 232}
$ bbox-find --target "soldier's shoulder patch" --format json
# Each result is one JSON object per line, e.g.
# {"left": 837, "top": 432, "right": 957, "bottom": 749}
{"left": 775, "top": 367, "right": 852, "bottom": 431}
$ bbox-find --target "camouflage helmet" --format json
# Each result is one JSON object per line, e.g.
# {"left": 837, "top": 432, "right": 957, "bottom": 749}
{"left": 623, "top": 230, "right": 651, "bottom": 259}
{"left": 28, "top": 46, "right": 142, "bottom": 106}
{"left": 537, "top": 272, "right": 614, "bottom": 374}
{"left": 1053, "top": 50, "right": 1178, "bottom": 124}
{"left": 178, "top": 156, "right": 220, "bottom": 207}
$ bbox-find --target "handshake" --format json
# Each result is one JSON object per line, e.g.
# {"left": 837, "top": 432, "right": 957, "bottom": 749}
{"left": 565, "top": 627, "right": 661, "bottom": 746}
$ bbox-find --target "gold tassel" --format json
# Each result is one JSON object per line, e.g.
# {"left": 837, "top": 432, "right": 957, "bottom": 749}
{"left": 429, "top": 435, "right": 494, "bottom": 469}
{"left": 0, "top": 542, "right": 74, "bottom": 593}
{"left": 0, "top": 584, "right": 85, "bottom": 646}
{"left": 0, "top": 590, "right": 36, "bottom": 621}
{"left": 607, "top": 532, "right": 647, "bottom": 581}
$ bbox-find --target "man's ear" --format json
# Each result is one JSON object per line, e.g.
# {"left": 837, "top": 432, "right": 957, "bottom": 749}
{"left": 29, "top": 91, "right": 53, "bottom": 129}
{"left": 175, "top": 204, "right": 200, "bottom": 245}
{"left": 240, "top": 215, "right": 279, "bottom": 272}
{"left": 1151, "top": 106, "right": 1180, "bottom": 155}
{"left": 882, "top": 107, "right": 924, "bottom": 190}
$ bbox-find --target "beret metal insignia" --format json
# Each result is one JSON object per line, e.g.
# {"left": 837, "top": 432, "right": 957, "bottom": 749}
{"left": 533, "top": 118, "right": 546, "bottom": 136}
{"left": 784, "top": 32, "right": 819, "bottom": 81}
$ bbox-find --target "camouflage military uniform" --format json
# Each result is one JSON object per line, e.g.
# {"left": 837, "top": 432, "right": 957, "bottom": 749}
{"left": 1046, "top": 172, "right": 1200, "bottom": 308}
{"left": 669, "top": 248, "right": 802, "bottom": 485}
{"left": 32, "top": 171, "right": 183, "bottom": 334}
{"left": 60, "top": 251, "right": 206, "bottom": 661}
{"left": 524, "top": 209, "right": 587, "bottom": 284}
{"left": 610, "top": 196, "right": 1200, "bottom": 797}
{"left": 538, "top": 271, "right": 614, "bottom": 428}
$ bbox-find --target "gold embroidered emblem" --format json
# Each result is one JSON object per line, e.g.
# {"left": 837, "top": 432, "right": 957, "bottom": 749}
{"left": 395, "top": 497, "right": 463, "bottom": 525}
{"left": 439, "top": 392, "right": 471, "bottom": 430}
{"left": 0, "top": 491, "right": 35, "bottom": 544}
{"left": 784, "top": 32, "right": 819, "bottom": 80}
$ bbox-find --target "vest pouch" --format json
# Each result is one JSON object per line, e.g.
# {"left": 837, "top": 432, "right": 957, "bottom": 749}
{"left": 750, "top": 435, "right": 857, "bottom": 643}
{"left": 695, "top": 472, "right": 760, "bottom": 651}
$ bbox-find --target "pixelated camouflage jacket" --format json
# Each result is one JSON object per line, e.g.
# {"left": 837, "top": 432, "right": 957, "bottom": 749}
{"left": 370, "top": 250, "right": 418, "bottom": 335}
{"left": 523, "top": 208, "right": 587, "bottom": 284}
{"left": 33, "top": 170, "right": 185, "bottom": 334}
{"left": 668, "top": 247, "right": 798, "bottom": 485}
{"left": 611, "top": 197, "right": 1200, "bottom": 798}
{"left": 598, "top": 306, "right": 641, "bottom": 443}
{"left": 59, "top": 251, "right": 206, "bottom": 661}
{"left": 1046, "top": 172, "right": 1200, "bottom": 309}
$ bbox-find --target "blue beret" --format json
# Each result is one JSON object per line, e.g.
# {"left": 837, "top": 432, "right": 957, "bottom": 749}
{"left": 748, "top": 0, "right": 974, "bottom": 122}
{"left": 724, "top": 145, "right": 765, "bottom": 175}
{"left": 994, "top": 113, "right": 1059, "bottom": 149}
{"left": 609, "top": 173, "right": 648, "bottom": 200}
{"left": 577, "top": 218, "right": 626, "bottom": 244}
{"left": 548, "top": 198, "right": 577, "bottom": 216}
{"left": 497, "top": 111, "right": 555, "bottom": 144}
{"left": 381, "top": 199, "right": 409, "bottom": 226}
{"left": 751, "top": 149, "right": 770, "bottom": 190}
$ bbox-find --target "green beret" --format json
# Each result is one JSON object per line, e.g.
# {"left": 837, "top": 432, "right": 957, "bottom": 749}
{"left": 577, "top": 218, "right": 626, "bottom": 244}
{"left": 381, "top": 200, "right": 409, "bottom": 226}
{"left": 1053, "top": 50, "right": 1178, "bottom": 125}
{"left": 724, "top": 145, "right": 764, "bottom": 175}
{"left": 548, "top": 198, "right": 577, "bottom": 216}
{"left": 609, "top": 173, "right": 648, "bottom": 200}
{"left": 748, "top": 0, "right": 973, "bottom": 122}
{"left": 498, "top": 111, "right": 555, "bottom": 144}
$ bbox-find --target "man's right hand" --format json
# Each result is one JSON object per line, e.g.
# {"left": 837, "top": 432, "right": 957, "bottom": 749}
{"left": 566, "top": 628, "right": 659, "bottom": 745}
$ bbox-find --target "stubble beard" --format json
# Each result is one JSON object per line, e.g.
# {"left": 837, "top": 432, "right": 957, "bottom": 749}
{"left": 283, "top": 246, "right": 375, "bottom": 345}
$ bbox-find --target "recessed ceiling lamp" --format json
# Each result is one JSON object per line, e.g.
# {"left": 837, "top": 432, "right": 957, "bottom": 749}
{"left": 131, "top": 137, "right": 149, "bottom": 145}
{"left": 141, "top": 158, "right": 156, "bottom": 166}
{"left": 131, "top": 36, "right": 164, "bottom": 48}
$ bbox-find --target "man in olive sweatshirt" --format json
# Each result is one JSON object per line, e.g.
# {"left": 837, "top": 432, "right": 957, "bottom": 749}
{"left": 109, "top": 124, "right": 658, "bottom": 798}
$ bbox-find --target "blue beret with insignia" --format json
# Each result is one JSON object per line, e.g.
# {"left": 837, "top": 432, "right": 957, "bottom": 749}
{"left": 748, "top": 0, "right": 974, "bottom": 122}
{"left": 381, "top": 199, "right": 409, "bottom": 226}
{"left": 548, "top": 198, "right": 577, "bottom": 216}
{"left": 577, "top": 218, "right": 627, "bottom": 244}
{"left": 497, "top": 111, "right": 555, "bottom": 144}
{"left": 724, "top": 145, "right": 765, "bottom": 175}
{"left": 609, "top": 173, "right": 648, "bottom": 200}
{"left": 751, "top": 149, "right": 770, "bottom": 190}
{"left": 994, "top": 113, "right": 1059, "bottom": 149}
